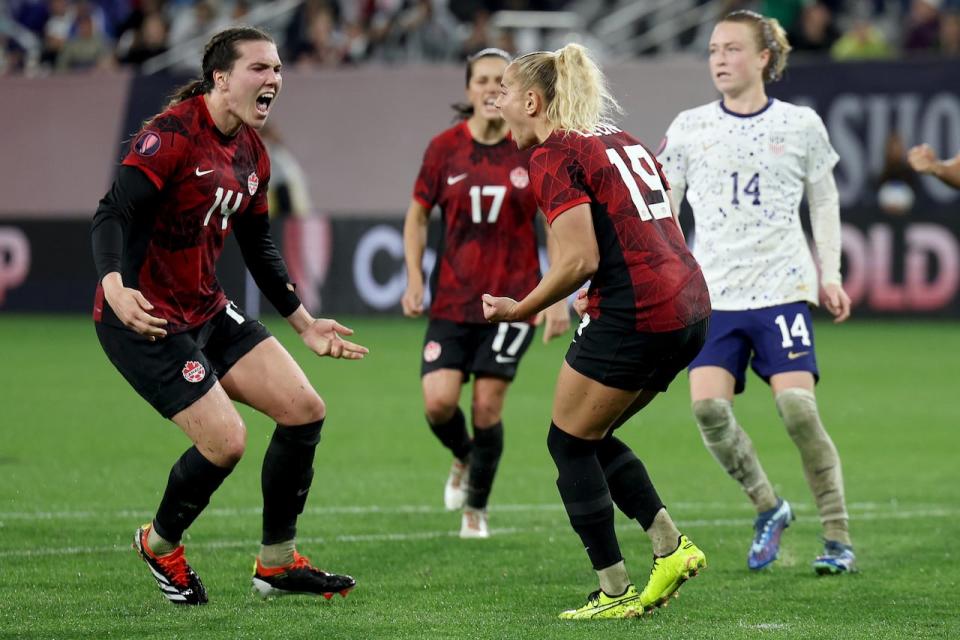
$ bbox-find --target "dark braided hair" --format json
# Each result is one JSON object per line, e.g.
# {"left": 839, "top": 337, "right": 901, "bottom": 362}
{"left": 451, "top": 48, "right": 512, "bottom": 120}
{"left": 167, "top": 26, "right": 275, "bottom": 108}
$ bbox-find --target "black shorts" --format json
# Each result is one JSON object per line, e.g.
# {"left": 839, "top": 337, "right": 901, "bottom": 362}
{"left": 565, "top": 314, "right": 709, "bottom": 392}
{"left": 96, "top": 302, "right": 271, "bottom": 419}
{"left": 420, "top": 319, "right": 536, "bottom": 381}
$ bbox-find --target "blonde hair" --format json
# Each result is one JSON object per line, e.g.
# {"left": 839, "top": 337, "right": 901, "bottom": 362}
{"left": 721, "top": 10, "right": 792, "bottom": 82}
{"left": 511, "top": 43, "right": 622, "bottom": 134}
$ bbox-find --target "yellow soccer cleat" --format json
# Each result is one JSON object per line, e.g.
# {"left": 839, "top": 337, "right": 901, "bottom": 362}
{"left": 558, "top": 584, "right": 643, "bottom": 620}
{"left": 639, "top": 535, "right": 706, "bottom": 613}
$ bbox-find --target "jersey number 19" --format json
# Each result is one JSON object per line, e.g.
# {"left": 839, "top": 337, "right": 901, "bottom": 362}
{"left": 606, "top": 145, "right": 672, "bottom": 221}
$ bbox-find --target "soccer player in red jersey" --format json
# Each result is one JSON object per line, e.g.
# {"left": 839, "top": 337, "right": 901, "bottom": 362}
{"left": 485, "top": 44, "right": 712, "bottom": 619}
{"left": 91, "top": 27, "right": 366, "bottom": 605}
{"left": 401, "top": 48, "right": 570, "bottom": 539}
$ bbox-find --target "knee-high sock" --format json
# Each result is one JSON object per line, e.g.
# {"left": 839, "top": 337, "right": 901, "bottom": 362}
{"left": 428, "top": 407, "right": 473, "bottom": 463}
{"left": 776, "top": 389, "right": 850, "bottom": 545}
{"left": 547, "top": 423, "right": 621, "bottom": 571}
{"left": 693, "top": 398, "right": 778, "bottom": 512}
{"left": 153, "top": 446, "right": 233, "bottom": 546}
{"left": 596, "top": 435, "right": 664, "bottom": 529}
{"left": 466, "top": 422, "right": 503, "bottom": 510}
{"left": 261, "top": 420, "right": 323, "bottom": 545}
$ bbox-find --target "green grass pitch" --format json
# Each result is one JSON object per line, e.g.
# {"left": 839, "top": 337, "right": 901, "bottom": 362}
{"left": 0, "top": 315, "right": 957, "bottom": 639}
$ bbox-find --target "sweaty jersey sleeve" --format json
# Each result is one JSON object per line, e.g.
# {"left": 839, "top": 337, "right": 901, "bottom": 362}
{"left": 530, "top": 145, "right": 591, "bottom": 224}
{"left": 413, "top": 138, "right": 444, "bottom": 209}
{"left": 802, "top": 108, "right": 840, "bottom": 183}
{"left": 121, "top": 114, "right": 192, "bottom": 190}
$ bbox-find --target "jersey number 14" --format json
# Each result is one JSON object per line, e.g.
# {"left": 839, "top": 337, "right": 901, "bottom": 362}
{"left": 605, "top": 144, "right": 672, "bottom": 221}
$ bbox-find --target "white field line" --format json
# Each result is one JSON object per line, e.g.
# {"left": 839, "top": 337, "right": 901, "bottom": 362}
{"left": 0, "top": 500, "right": 932, "bottom": 522}
{"left": 0, "top": 506, "right": 955, "bottom": 559}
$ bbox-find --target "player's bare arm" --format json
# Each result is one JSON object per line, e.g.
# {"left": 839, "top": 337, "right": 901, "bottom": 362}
{"left": 483, "top": 204, "right": 598, "bottom": 323}
{"left": 401, "top": 199, "right": 430, "bottom": 317}
{"left": 101, "top": 272, "right": 168, "bottom": 340}
{"left": 538, "top": 213, "right": 572, "bottom": 342}
{"left": 908, "top": 144, "right": 960, "bottom": 189}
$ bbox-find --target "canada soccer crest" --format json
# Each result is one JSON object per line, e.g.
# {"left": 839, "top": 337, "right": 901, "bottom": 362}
{"left": 182, "top": 360, "right": 206, "bottom": 383}
{"left": 423, "top": 341, "right": 442, "bottom": 363}
{"left": 510, "top": 167, "right": 529, "bottom": 189}
{"left": 247, "top": 172, "right": 259, "bottom": 195}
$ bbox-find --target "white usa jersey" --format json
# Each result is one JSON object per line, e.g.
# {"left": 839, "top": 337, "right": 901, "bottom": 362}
{"left": 658, "top": 99, "right": 839, "bottom": 310}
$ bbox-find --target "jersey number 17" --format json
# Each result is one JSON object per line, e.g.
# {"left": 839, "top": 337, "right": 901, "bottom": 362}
{"left": 605, "top": 145, "right": 672, "bottom": 221}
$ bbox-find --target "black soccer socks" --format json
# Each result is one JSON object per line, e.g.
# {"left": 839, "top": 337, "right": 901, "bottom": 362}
{"left": 466, "top": 421, "right": 504, "bottom": 510}
{"left": 153, "top": 446, "right": 232, "bottom": 544}
{"left": 596, "top": 435, "right": 665, "bottom": 530}
{"left": 261, "top": 420, "right": 323, "bottom": 545}
{"left": 428, "top": 407, "right": 473, "bottom": 463}
{"left": 547, "top": 423, "right": 622, "bottom": 570}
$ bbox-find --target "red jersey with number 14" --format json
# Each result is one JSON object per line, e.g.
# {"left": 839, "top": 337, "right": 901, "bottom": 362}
{"left": 93, "top": 96, "right": 271, "bottom": 333}
{"left": 531, "top": 126, "right": 710, "bottom": 333}
{"left": 414, "top": 121, "right": 540, "bottom": 324}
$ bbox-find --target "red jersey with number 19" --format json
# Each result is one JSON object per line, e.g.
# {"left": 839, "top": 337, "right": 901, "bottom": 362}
{"left": 531, "top": 126, "right": 710, "bottom": 333}
{"left": 414, "top": 121, "right": 540, "bottom": 324}
{"left": 93, "top": 95, "right": 271, "bottom": 333}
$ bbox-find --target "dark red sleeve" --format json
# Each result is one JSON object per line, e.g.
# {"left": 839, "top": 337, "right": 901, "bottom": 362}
{"left": 248, "top": 152, "right": 271, "bottom": 216}
{"left": 413, "top": 137, "right": 443, "bottom": 209}
{"left": 530, "top": 145, "right": 590, "bottom": 224}
{"left": 121, "top": 115, "right": 190, "bottom": 190}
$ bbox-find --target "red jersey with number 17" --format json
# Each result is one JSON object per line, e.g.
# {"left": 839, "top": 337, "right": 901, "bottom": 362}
{"left": 414, "top": 121, "right": 540, "bottom": 324}
{"left": 93, "top": 95, "right": 271, "bottom": 333}
{"left": 531, "top": 126, "right": 710, "bottom": 333}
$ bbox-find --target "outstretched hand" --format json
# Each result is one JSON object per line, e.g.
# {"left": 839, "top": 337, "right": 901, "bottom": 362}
{"left": 822, "top": 283, "right": 851, "bottom": 323}
{"left": 301, "top": 318, "right": 369, "bottom": 359}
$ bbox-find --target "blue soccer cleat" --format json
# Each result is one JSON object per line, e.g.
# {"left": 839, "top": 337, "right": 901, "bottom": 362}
{"left": 813, "top": 540, "right": 857, "bottom": 575}
{"left": 748, "top": 499, "right": 794, "bottom": 570}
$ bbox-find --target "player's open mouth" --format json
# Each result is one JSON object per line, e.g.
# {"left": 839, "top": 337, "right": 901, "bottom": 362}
{"left": 255, "top": 92, "right": 275, "bottom": 115}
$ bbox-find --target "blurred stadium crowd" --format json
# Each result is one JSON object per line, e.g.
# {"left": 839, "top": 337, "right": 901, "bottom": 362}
{"left": 1, "top": 0, "right": 958, "bottom": 76}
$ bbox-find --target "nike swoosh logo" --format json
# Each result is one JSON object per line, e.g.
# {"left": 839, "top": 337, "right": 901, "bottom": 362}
{"left": 702, "top": 141, "right": 718, "bottom": 151}
{"left": 195, "top": 167, "right": 214, "bottom": 177}
{"left": 296, "top": 488, "right": 309, "bottom": 496}
{"left": 447, "top": 173, "right": 468, "bottom": 185}
{"left": 787, "top": 351, "right": 810, "bottom": 360}
{"left": 495, "top": 354, "right": 516, "bottom": 364}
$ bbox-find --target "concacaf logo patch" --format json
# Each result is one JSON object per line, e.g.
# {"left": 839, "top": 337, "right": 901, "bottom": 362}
{"left": 423, "top": 341, "right": 442, "bottom": 363}
{"left": 510, "top": 166, "right": 529, "bottom": 189}
{"left": 134, "top": 131, "right": 162, "bottom": 157}
{"left": 182, "top": 360, "right": 206, "bottom": 383}
{"left": 247, "top": 171, "right": 259, "bottom": 195}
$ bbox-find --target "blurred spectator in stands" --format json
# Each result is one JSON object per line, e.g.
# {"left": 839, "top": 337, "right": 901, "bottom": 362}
{"left": 394, "top": 0, "right": 458, "bottom": 62}
{"left": 296, "top": 4, "right": 346, "bottom": 67}
{"left": 41, "top": 0, "right": 76, "bottom": 68}
{"left": 874, "top": 132, "right": 919, "bottom": 215}
{"left": 459, "top": 9, "right": 493, "bottom": 58}
{"left": 938, "top": 10, "right": 960, "bottom": 53}
{"left": 168, "top": 0, "right": 225, "bottom": 69}
{"left": 831, "top": 18, "right": 895, "bottom": 59}
{"left": 791, "top": 2, "right": 841, "bottom": 53}
{"left": 904, "top": 0, "right": 942, "bottom": 52}
{"left": 9, "top": 0, "right": 50, "bottom": 36}
{"left": 56, "top": 5, "right": 113, "bottom": 72}
{"left": 118, "top": 10, "right": 168, "bottom": 68}
{"left": 761, "top": 0, "right": 805, "bottom": 33}
{"left": 1, "top": 32, "right": 28, "bottom": 75}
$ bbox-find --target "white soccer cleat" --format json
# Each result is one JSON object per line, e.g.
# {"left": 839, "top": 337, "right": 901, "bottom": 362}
{"left": 443, "top": 459, "right": 469, "bottom": 511}
{"left": 460, "top": 507, "right": 490, "bottom": 539}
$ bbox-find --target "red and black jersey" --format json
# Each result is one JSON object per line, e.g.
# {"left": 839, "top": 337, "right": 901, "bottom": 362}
{"left": 95, "top": 96, "right": 270, "bottom": 333}
{"left": 531, "top": 126, "right": 710, "bottom": 333}
{"left": 414, "top": 121, "right": 540, "bottom": 324}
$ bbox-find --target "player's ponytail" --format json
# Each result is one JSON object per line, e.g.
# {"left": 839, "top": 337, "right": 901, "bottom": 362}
{"left": 512, "top": 44, "right": 621, "bottom": 134}
{"left": 721, "top": 10, "right": 792, "bottom": 82}
{"left": 166, "top": 26, "right": 275, "bottom": 109}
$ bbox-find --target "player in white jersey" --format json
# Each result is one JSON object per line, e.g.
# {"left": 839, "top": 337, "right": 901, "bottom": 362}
{"left": 658, "top": 10, "right": 856, "bottom": 575}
